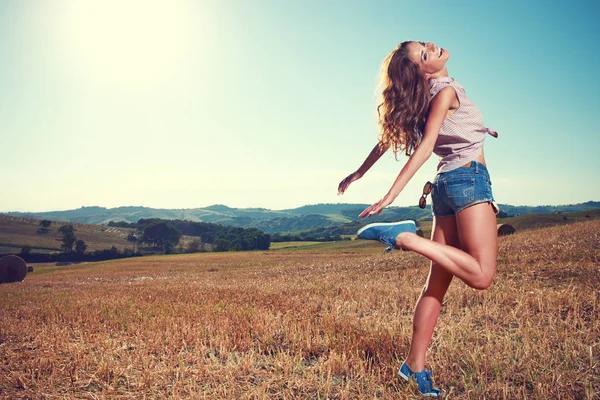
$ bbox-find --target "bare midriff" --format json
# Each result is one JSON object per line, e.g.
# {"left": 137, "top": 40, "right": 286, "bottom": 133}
{"left": 460, "top": 149, "right": 486, "bottom": 168}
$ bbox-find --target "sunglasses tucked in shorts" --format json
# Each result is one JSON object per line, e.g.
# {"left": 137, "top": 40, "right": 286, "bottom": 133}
{"left": 431, "top": 161, "right": 499, "bottom": 217}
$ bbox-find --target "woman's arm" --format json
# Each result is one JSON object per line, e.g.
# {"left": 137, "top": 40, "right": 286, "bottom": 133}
{"left": 359, "top": 86, "right": 457, "bottom": 217}
{"left": 338, "top": 141, "right": 389, "bottom": 195}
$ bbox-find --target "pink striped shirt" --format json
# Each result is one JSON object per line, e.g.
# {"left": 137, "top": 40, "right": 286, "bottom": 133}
{"left": 429, "top": 77, "right": 498, "bottom": 173}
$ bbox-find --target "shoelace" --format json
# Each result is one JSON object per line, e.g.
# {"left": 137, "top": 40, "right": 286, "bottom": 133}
{"left": 420, "top": 370, "right": 435, "bottom": 391}
{"left": 378, "top": 235, "right": 396, "bottom": 253}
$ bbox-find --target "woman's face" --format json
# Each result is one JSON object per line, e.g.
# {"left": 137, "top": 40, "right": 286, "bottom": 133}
{"left": 406, "top": 41, "right": 449, "bottom": 77}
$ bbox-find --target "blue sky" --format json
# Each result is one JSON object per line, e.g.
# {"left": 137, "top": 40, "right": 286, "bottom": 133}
{"left": 1, "top": 0, "right": 599, "bottom": 212}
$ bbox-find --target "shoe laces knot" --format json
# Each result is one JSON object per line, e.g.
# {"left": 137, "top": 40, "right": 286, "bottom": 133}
{"left": 377, "top": 235, "right": 396, "bottom": 253}
{"left": 421, "top": 370, "right": 435, "bottom": 390}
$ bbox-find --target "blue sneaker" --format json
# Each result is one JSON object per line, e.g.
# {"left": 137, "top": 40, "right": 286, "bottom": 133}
{"left": 356, "top": 220, "right": 416, "bottom": 252}
{"left": 398, "top": 362, "right": 441, "bottom": 397}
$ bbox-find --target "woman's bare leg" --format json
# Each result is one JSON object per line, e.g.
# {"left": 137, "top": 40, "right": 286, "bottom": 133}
{"left": 397, "top": 202, "right": 498, "bottom": 289}
{"left": 404, "top": 215, "right": 458, "bottom": 372}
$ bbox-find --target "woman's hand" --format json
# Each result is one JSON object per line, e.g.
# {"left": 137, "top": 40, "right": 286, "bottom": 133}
{"left": 359, "top": 195, "right": 394, "bottom": 218}
{"left": 338, "top": 171, "right": 363, "bottom": 195}
{"left": 338, "top": 142, "right": 388, "bottom": 195}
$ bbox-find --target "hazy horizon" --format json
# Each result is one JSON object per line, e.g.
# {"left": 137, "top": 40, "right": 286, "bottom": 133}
{"left": 2, "top": 0, "right": 599, "bottom": 213}
{"left": 3, "top": 199, "right": 599, "bottom": 215}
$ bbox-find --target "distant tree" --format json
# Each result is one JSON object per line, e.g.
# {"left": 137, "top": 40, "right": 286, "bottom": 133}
{"left": 58, "top": 224, "right": 76, "bottom": 252}
{"left": 109, "top": 246, "right": 119, "bottom": 257}
{"left": 75, "top": 240, "right": 87, "bottom": 255}
{"left": 37, "top": 219, "right": 52, "bottom": 234}
{"left": 497, "top": 210, "right": 509, "bottom": 218}
{"left": 141, "top": 222, "right": 182, "bottom": 253}
{"left": 201, "top": 232, "right": 215, "bottom": 244}
{"left": 254, "top": 233, "right": 271, "bottom": 250}
{"left": 186, "top": 239, "right": 203, "bottom": 253}
{"left": 163, "top": 241, "right": 175, "bottom": 254}
{"left": 127, "top": 233, "right": 137, "bottom": 242}
{"left": 213, "top": 238, "right": 231, "bottom": 252}
{"left": 232, "top": 238, "right": 250, "bottom": 251}
{"left": 122, "top": 248, "right": 135, "bottom": 257}
{"left": 20, "top": 246, "right": 32, "bottom": 256}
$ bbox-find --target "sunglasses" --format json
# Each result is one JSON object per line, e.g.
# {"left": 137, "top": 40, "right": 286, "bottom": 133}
{"left": 418, "top": 181, "right": 433, "bottom": 209}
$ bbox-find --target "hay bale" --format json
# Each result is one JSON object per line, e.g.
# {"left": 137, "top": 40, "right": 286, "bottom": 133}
{"left": 0, "top": 255, "right": 27, "bottom": 283}
{"left": 497, "top": 224, "right": 516, "bottom": 237}
{"left": 27, "top": 265, "right": 34, "bottom": 273}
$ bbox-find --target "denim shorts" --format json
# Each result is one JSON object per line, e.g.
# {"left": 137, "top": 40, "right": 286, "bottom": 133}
{"left": 431, "top": 161, "right": 498, "bottom": 217}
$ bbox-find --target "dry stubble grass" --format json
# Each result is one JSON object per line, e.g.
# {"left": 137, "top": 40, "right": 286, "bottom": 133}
{"left": 0, "top": 220, "right": 599, "bottom": 399}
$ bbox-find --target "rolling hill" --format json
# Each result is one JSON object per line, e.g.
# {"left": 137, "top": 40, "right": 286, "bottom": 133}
{"left": 2, "top": 201, "right": 599, "bottom": 234}
{"left": 1, "top": 208, "right": 599, "bottom": 257}
{"left": 0, "top": 214, "right": 136, "bottom": 255}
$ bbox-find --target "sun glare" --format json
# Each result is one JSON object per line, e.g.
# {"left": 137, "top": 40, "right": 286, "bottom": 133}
{"left": 56, "top": 0, "right": 194, "bottom": 91}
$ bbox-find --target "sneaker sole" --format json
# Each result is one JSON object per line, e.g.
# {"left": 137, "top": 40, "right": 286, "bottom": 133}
{"left": 356, "top": 220, "right": 416, "bottom": 237}
{"left": 398, "top": 370, "right": 409, "bottom": 381}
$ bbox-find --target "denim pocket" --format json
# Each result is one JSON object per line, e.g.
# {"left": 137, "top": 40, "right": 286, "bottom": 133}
{"left": 482, "top": 170, "right": 492, "bottom": 186}
{"left": 444, "top": 177, "right": 475, "bottom": 209}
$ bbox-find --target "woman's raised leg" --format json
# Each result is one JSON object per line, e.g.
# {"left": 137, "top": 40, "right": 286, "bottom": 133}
{"left": 454, "top": 202, "right": 498, "bottom": 285}
{"left": 397, "top": 202, "right": 498, "bottom": 289}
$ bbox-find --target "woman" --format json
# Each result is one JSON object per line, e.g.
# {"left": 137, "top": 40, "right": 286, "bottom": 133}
{"left": 338, "top": 41, "right": 499, "bottom": 397}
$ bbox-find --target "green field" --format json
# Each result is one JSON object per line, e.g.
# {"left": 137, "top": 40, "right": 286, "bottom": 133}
{"left": 269, "top": 241, "right": 324, "bottom": 250}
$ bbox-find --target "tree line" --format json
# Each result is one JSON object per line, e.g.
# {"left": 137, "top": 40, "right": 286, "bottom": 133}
{"left": 15, "top": 221, "right": 141, "bottom": 263}
{"left": 10, "top": 218, "right": 272, "bottom": 264}
{"left": 270, "top": 222, "right": 364, "bottom": 242}
{"left": 111, "top": 218, "right": 272, "bottom": 252}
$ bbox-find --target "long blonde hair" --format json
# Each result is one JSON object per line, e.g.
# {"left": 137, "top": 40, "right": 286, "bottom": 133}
{"left": 377, "top": 41, "right": 430, "bottom": 156}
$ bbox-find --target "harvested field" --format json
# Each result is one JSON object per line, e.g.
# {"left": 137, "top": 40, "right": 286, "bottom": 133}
{"left": 0, "top": 215, "right": 136, "bottom": 253}
{"left": 0, "top": 220, "right": 598, "bottom": 399}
